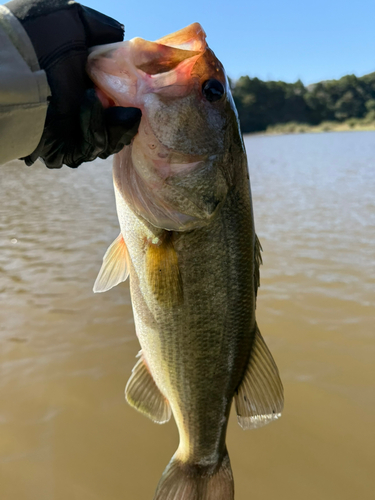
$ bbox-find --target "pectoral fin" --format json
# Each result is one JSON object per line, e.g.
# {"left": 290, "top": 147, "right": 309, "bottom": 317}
{"left": 235, "top": 325, "right": 283, "bottom": 429}
{"left": 125, "top": 352, "right": 171, "bottom": 424}
{"left": 93, "top": 233, "right": 130, "bottom": 293}
{"left": 146, "top": 233, "right": 183, "bottom": 307}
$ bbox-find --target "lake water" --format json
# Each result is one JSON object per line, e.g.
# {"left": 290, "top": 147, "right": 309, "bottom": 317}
{"left": 1, "top": 131, "right": 374, "bottom": 500}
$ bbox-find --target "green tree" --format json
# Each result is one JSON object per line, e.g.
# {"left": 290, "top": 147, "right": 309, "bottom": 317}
{"left": 230, "top": 71, "right": 375, "bottom": 133}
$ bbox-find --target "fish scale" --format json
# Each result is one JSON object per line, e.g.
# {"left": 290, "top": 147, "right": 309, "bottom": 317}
{"left": 88, "top": 21, "right": 283, "bottom": 500}
{"left": 128, "top": 191, "right": 254, "bottom": 463}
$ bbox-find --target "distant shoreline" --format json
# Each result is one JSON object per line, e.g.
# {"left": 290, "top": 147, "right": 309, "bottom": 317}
{"left": 232, "top": 71, "right": 375, "bottom": 137}
{"left": 245, "top": 119, "right": 375, "bottom": 137}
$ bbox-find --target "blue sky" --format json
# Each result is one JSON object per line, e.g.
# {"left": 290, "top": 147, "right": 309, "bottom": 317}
{"left": 85, "top": 0, "right": 375, "bottom": 85}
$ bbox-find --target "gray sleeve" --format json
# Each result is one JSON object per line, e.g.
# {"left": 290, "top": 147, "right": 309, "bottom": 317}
{"left": 0, "top": 5, "right": 50, "bottom": 164}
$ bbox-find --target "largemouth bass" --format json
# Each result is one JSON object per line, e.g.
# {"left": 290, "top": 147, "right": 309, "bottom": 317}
{"left": 87, "top": 23, "right": 283, "bottom": 500}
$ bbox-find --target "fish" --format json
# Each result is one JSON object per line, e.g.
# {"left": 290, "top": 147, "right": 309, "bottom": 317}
{"left": 87, "top": 22, "right": 283, "bottom": 500}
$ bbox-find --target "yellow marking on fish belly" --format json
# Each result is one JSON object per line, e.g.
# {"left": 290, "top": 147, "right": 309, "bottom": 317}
{"left": 145, "top": 232, "right": 183, "bottom": 307}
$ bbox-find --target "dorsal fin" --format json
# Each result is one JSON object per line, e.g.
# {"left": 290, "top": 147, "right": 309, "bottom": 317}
{"left": 254, "top": 234, "right": 263, "bottom": 303}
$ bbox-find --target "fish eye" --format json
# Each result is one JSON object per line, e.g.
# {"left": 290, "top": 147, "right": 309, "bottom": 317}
{"left": 202, "top": 79, "right": 225, "bottom": 102}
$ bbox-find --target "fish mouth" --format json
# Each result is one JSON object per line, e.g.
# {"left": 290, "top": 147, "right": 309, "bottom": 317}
{"left": 88, "top": 22, "right": 230, "bottom": 231}
{"left": 132, "top": 40, "right": 200, "bottom": 75}
{"left": 87, "top": 22, "right": 228, "bottom": 108}
{"left": 155, "top": 22, "right": 208, "bottom": 51}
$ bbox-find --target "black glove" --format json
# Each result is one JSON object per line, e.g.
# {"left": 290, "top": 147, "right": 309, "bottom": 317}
{"left": 6, "top": 0, "right": 141, "bottom": 168}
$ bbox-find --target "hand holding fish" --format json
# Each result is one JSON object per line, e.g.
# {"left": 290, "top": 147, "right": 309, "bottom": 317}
{"left": 4, "top": 0, "right": 141, "bottom": 168}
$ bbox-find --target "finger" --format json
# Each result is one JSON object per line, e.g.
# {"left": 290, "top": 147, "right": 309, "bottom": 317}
{"left": 101, "top": 107, "right": 142, "bottom": 157}
{"left": 79, "top": 5, "right": 124, "bottom": 47}
{"left": 74, "top": 89, "right": 107, "bottom": 166}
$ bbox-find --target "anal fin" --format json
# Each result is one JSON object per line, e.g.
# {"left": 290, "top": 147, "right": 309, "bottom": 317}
{"left": 235, "top": 325, "right": 284, "bottom": 429}
{"left": 93, "top": 233, "right": 130, "bottom": 293}
{"left": 125, "top": 352, "right": 171, "bottom": 424}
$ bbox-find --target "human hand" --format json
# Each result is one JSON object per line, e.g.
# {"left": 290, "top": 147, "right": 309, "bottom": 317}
{"left": 6, "top": 0, "right": 141, "bottom": 168}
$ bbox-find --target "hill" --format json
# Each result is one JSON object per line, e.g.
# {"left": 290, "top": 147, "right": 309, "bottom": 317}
{"left": 231, "top": 72, "right": 375, "bottom": 133}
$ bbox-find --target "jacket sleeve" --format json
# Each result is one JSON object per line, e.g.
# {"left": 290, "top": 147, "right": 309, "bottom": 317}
{"left": 0, "top": 5, "right": 50, "bottom": 165}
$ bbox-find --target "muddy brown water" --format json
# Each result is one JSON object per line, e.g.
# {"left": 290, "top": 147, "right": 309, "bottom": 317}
{"left": 1, "top": 132, "right": 374, "bottom": 500}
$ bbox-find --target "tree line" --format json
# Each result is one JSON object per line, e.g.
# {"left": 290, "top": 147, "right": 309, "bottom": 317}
{"left": 230, "top": 72, "right": 375, "bottom": 133}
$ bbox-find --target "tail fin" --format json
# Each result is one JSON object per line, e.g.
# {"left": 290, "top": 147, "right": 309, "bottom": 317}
{"left": 153, "top": 449, "right": 234, "bottom": 500}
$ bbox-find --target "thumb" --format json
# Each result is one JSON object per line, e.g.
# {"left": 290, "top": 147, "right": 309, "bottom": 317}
{"left": 100, "top": 107, "right": 142, "bottom": 158}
